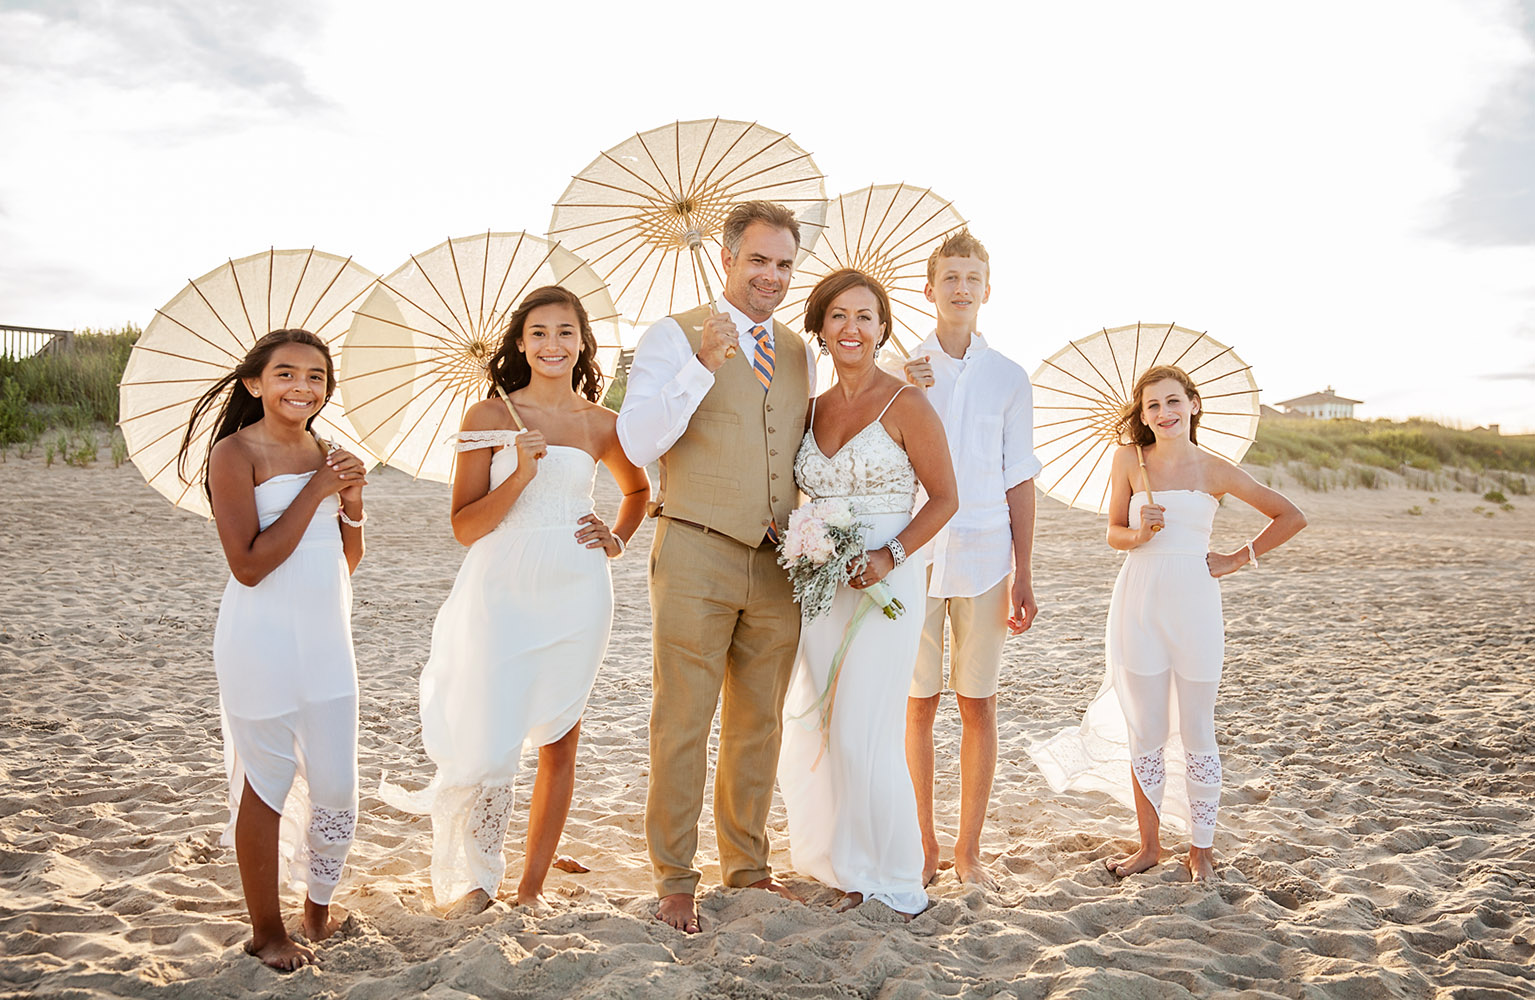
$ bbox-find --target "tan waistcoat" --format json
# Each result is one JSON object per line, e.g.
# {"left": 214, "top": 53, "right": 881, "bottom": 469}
{"left": 653, "top": 304, "right": 809, "bottom": 547}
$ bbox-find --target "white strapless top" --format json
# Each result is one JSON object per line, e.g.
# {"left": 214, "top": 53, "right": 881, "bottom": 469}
{"left": 1128, "top": 489, "right": 1217, "bottom": 556}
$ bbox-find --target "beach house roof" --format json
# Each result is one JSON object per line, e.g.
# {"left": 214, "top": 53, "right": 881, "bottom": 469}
{"left": 1275, "top": 386, "right": 1362, "bottom": 408}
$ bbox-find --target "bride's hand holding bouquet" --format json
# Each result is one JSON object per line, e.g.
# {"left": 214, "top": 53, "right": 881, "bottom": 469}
{"left": 778, "top": 498, "right": 904, "bottom": 621}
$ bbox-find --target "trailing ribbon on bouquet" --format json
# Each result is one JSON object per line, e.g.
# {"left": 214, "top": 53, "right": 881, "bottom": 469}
{"left": 790, "top": 578, "right": 904, "bottom": 771}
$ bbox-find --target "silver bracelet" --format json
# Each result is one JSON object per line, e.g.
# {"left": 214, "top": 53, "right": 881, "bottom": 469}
{"left": 885, "top": 537, "right": 907, "bottom": 567}
{"left": 1245, "top": 539, "right": 1258, "bottom": 568}
{"left": 339, "top": 508, "right": 367, "bottom": 528}
{"left": 607, "top": 534, "right": 625, "bottom": 559}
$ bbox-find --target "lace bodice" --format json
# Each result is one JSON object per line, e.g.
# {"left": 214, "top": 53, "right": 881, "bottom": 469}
{"left": 454, "top": 431, "right": 596, "bottom": 531}
{"left": 793, "top": 405, "right": 917, "bottom": 517}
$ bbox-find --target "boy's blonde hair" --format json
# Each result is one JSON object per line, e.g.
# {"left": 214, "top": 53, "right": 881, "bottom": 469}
{"left": 926, "top": 229, "right": 990, "bottom": 285}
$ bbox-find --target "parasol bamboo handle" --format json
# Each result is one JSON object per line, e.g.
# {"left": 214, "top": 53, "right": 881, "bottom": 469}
{"left": 687, "top": 234, "right": 736, "bottom": 360}
{"left": 493, "top": 384, "right": 525, "bottom": 431}
{"left": 1135, "top": 444, "right": 1162, "bottom": 533}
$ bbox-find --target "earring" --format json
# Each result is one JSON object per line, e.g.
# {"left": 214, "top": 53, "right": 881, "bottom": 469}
{"left": 818, "top": 337, "right": 829, "bottom": 356}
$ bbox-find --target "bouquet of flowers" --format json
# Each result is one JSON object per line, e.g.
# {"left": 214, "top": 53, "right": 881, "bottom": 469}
{"left": 778, "top": 498, "right": 904, "bottom": 622}
{"left": 778, "top": 498, "right": 906, "bottom": 767}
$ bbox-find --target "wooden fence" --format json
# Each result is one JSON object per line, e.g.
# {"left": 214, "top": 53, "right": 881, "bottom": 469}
{"left": 0, "top": 325, "right": 74, "bottom": 360}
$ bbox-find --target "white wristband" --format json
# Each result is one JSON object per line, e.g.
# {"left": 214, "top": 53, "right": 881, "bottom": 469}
{"left": 608, "top": 534, "right": 625, "bottom": 559}
{"left": 1245, "top": 539, "right": 1258, "bottom": 568}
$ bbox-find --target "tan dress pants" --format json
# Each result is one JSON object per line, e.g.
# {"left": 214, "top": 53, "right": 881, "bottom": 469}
{"left": 645, "top": 517, "right": 801, "bottom": 898}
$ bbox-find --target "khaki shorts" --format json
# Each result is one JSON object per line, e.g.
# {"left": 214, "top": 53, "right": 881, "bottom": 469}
{"left": 909, "top": 567, "right": 1010, "bottom": 699}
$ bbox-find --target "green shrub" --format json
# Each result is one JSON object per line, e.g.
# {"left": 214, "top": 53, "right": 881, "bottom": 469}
{"left": 1484, "top": 490, "right": 1507, "bottom": 503}
{"left": 0, "top": 327, "right": 138, "bottom": 447}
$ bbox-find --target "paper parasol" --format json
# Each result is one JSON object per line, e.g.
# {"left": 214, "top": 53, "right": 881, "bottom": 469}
{"left": 1031, "top": 323, "right": 1261, "bottom": 513}
{"left": 776, "top": 183, "right": 967, "bottom": 358}
{"left": 548, "top": 118, "right": 827, "bottom": 327}
{"left": 119, "top": 248, "right": 379, "bottom": 518}
{"left": 338, "top": 231, "right": 619, "bottom": 483}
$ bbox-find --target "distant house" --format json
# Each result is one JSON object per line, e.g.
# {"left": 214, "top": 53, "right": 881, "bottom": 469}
{"left": 1274, "top": 387, "right": 1362, "bottom": 420}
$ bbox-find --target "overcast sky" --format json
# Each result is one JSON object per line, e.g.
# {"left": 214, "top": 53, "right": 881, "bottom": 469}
{"left": 3, "top": 0, "right": 1533, "bottom": 431}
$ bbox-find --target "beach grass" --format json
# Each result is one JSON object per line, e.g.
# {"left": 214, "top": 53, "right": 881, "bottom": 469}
{"left": 0, "top": 327, "right": 138, "bottom": 449}
{"left": 1245, "top": 415, "right": 1534, "bottom": 493}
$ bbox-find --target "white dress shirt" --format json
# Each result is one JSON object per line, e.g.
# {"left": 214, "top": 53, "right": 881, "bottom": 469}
{"left": 616, "top": 300, "right": 817, "bottom": 467}
{"left": 917, "top": 330, "right": 1042, "bottom": 598}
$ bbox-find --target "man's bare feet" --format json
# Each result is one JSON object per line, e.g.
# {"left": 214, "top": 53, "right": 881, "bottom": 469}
{"left": 245, "top": 934, "right": 316, "bottom": 972}
{"left": 655, "top": 892, "right": 701, "bottom": 934}
{"left": 1184, "top": 846, "right": 1216, "bottom": 883}
{"left": 299, "top": 900, "right": 346, "bottom": 943}
{"left": 1105, "top": 845, "right": 1162, "bottom": 878}
{"left": 444, "top": 888, "right": 493, "bottom": 918}
{"left": 954, "top": 854, "right": 999, "bottom": 891}
{"left": 745, "top": 876, "right": 801, "bottom": 902}
{"left": 834, "top": 891, "right": 864, "bottom": 913}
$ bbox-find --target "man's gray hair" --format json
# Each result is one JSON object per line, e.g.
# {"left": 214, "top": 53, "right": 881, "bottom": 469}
{"left": 721, "top": 201, "right": 802, "bottom": 255}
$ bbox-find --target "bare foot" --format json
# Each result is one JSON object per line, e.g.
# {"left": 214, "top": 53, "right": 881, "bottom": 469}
{"left": 444, "top": 888, "right": 493, "bottom": 919}
{"left": 834, "top": 891, "right": 864, "bottom": 913}
{"left": 921, "top": 838, "right": 940, "bottom": 886}
{"left": 745, "top": 876, "right": 801, "bottom": 902}
{"left": 954, "top": 855, "right": 999, "bottom": 891}
{"left": 515, "top": 890, "right": 553, "bottom": 914}
{"left": 245, "top": 934, "right": 316, "bottom": 972}
{"left": 299, "top": 900, "right": 347, "bottom": 944}
{"left": 1185, "top": 846, "right": 1216, "bottom": 883}
{"left": 1105, "top": 845, "right": 1162, "bottom": 878}
{"left": 655, "top": 892, "right": 701, "bottom": 934}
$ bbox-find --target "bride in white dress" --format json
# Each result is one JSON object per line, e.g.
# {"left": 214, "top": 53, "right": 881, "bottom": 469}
{"left": 1027, "top": 365, "right": 1305, "bottom": 882}
{"left": 383, "top": 286, "right": 648, "bottom": 913}
{"left": 777, "top": 269, "right": 957, "bottom": 915}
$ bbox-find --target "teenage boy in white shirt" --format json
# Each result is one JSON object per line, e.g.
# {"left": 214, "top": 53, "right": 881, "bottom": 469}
{"left": 903, "top": 230, "right": 1041, "bottom": 889}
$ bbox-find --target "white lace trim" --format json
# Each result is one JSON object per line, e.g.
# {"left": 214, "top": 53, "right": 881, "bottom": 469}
{"left": 309, "top": 853, "right": 344, "bottom": 885}
{"left": 450, "top": 429, "right": 523, "bottom": 452}
{"left": 468, "top": 784, "right": 517, "bottom": 865}
{"left": 1132, "top": 749, "right": 1166, "bottom": 796}
{"left": 309, "top": 805, "right": 356, "bottom": 844}
{"left": 1186, "top": 752, "right": 1222, "bottom": 787}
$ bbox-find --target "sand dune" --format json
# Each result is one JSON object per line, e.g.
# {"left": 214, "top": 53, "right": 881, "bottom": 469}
{"left": 1, "top": 451, "right": 1532, "bottom": 998}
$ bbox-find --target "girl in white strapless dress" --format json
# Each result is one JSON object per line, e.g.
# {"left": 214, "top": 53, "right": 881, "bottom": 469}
{"left": 181, "top": 328, "right": 370, "bottom": 971}
{"left": 1028, "top": 364, "right": 1305, "bottom": 882}
{"left": 382, "top": 286, "right": 648, "bottom": 914}
{"left": 777, "top": 270, "right": 957, "bottom": 915}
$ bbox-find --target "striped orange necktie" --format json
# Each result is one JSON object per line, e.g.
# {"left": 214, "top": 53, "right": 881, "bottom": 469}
{"left": 749, "top": 324, "right": 774, "bottom": 391}
{"left": 750, "top": 324, "right": 779, "bottom": 544}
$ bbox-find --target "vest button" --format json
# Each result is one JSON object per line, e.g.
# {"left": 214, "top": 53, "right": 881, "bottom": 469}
{"left": 771, "top": 496, "right": 779, "bottom": 503}
{"left": 771, "top": 473, "right": 779, "bottom": 480}
{"left": 766, "top": 403, "right": 773, "bottom": 412}
{"left": 770, "top": 449, "right": 778, "bottom": 456}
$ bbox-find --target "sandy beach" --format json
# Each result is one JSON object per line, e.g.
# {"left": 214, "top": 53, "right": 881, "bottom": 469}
{"left": 2, "top": 451, "right": 1532, "bottom": 999}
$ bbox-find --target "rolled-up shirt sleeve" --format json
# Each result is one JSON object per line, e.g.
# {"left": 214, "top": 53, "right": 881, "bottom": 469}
{"left": 1002, "top": 368, "right": 1043, "bottom": 489}
{"left": 616, "top": 317, "right": 716, "bottom": 467}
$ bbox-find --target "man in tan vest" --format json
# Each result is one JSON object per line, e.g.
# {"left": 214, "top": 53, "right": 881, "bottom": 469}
{"left": 617, "top": 201, "right": 814, "bottom": 933}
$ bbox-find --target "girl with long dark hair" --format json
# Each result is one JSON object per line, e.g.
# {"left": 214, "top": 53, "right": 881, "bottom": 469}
{"left": 383, "top": 286, "right": 649, "bottom": 915}
{"left": 180, "top": 328, "right": 368, "bottom": 970}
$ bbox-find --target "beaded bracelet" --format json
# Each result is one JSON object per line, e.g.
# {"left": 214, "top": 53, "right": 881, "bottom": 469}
{"left": 339, "top": 508, "right": 367, "bottom": 528}
{"left": 1245, "top": 539, "right": 1258, "bottom": 568}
